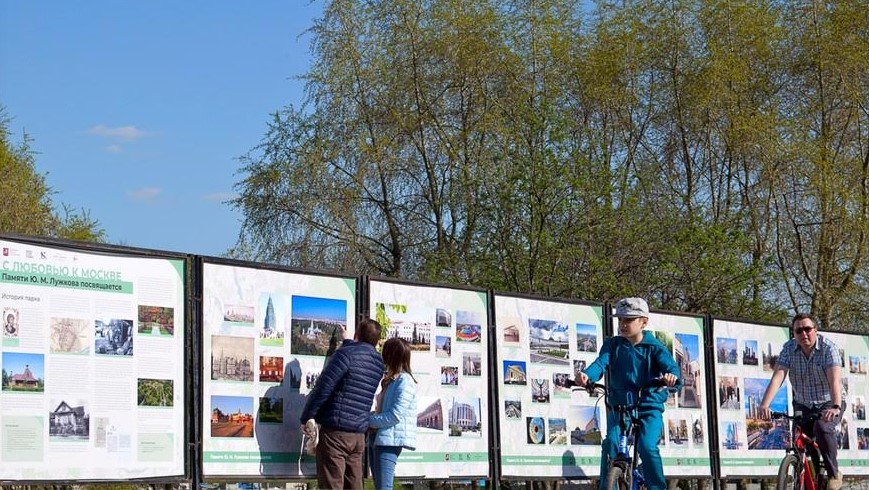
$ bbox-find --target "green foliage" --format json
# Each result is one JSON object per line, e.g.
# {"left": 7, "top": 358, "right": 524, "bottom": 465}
{"left": 233, "top": 0, "right": 869, "bottom": 333}
{"left": 0, "top": 107, "right": 104, "bottom": 242}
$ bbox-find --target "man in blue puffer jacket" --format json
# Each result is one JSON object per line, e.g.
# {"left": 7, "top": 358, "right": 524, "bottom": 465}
{"left": 300, "top": 318, "right": 384, "bottom": 490}
{"left": 576, "top": 298, "right": 681, "bottom": 490}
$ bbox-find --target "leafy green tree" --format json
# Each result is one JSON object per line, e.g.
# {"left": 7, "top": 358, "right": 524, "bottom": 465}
{"left": 0, "top": 108, "right": 104, "bottom": 242}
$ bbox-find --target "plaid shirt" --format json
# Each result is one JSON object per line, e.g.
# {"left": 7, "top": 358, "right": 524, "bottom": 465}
{"left": 776, "top": 334, "right": 841, "bottom": 407}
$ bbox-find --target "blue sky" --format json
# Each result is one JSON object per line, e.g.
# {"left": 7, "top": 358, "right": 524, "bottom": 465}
{"left": 291, "top": 295, "right": 347, "bottom": 322}
{"left": 676, "top": 332, "right": 700, "bottom": 362}
{"left": 0, "top": 2, "right": 322, "bottom": 257}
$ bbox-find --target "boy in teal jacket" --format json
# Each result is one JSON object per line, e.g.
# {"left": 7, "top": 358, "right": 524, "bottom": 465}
{"left": 576, "top": 297, "right": 681, "bottom": 490}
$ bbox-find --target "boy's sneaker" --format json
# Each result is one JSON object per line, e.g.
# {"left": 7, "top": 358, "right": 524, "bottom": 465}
{"left": 827, "top": 471, "right": 843, "bottom": 490}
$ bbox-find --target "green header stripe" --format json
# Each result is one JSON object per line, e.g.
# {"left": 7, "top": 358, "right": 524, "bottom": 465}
{"left": 205, "top": 451, "right": 489, "bottom": 464}
{"left": 0, "top": 272, "right": 133, "bottom": 294}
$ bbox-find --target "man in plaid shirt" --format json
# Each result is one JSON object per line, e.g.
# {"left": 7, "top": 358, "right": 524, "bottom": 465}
{"left": 759, "top": 313, "right": 845, "bottom": 490}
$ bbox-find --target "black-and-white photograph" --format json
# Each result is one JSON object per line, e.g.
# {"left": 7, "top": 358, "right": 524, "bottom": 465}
{"left": 505, "top": 399, "right": 522, "bottom": 419}
{"left": 49, "top": 399, "right": 90, "bottom": 440}
{"left": 94, "top": 318, "right": 133, "bottom": 356}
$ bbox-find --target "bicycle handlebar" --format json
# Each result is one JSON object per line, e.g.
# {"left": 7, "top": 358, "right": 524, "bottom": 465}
{"left": 771, "top": 411, "right": 822, "bottom": 423}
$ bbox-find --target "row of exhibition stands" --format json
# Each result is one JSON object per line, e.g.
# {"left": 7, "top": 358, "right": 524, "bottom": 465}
{"left": 0, "top": 233, "right": 867, "bottom": 486}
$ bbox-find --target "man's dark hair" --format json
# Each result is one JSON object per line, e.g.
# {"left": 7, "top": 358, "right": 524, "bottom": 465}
{"left": 356, "top": 318, "right": 382, "bottom": 346}
{"left": 791, "top": 313, "right": 818, "bottom": 329}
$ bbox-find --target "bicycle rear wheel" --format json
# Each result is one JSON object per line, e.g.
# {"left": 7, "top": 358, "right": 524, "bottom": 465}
{"left": 605, "top": 465, "right": 629, "bottom": 490}
{"left": 776, "top": 454, "right": 801, "bottom": 490}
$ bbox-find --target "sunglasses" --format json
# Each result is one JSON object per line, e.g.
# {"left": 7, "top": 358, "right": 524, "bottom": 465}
{"left": 794, "top": 327, "right": 815, "bottom": 335}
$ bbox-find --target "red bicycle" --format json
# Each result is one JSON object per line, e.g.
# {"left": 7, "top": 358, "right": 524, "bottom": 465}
{"left": 772, "top": 410, "right": 826, "bottom": 490}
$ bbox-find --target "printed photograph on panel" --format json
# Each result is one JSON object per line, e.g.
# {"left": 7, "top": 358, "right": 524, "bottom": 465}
{"left": 837, "top": 418, "right": 849, "bottom": 449}
{"left": 211, "top": 335, "right": 255, "bottom": 382}
{"left": 744, "top": 377, "right": 788, "bottom": 449}
{"left": 501, "top": 317, "right": 521, "bottom": 344}
{"left": 853, "top": 396, "right": 866, "bottom": 421}
{"left": 527, "top": 417, "right": 545, "bottom": 444}
{"left": 849, "top": 356, "right": 868, "bottom": 374}
{"left": 503, "top": 360, "right": 527, "bottom": 385}
{"left": 417, "top": 397, "right": 444, "bottom": 433}
{"left": 137, "top": 378, "right": 174, "bottom": 407}
{"left": 50, "top": 317, "right": 89, "bottom": 354}
{"left": 49, "top": 399, "right": 89, "bottom": 440}
{"left": 691, "top": 416, "right": 705, "bottom": 448}
{"left": 448, "top": 396, "right": 481, "bottom": 437}
{"left": 553, "top": 372, "right": 573, "bottom": 397}
{"left": 2, "top": 352, "right": 44, "bottom": 392}
{"left": 718, "top": 376, "right": 741, "bottom": 409}
{"left": 668, "top": 419, "right": 689, "bottom": 447}
{"left": 435, "top": 308, "right": 452, "bottom": 328}
{"left": 258, "top": 394, "right": 283, "bottom": 424}
{"left": 290, "top": 295, "right": 347, "bottom": 355}
{"left": 575, "top": 323, "right": 597, "bottom": 353}
{"left": 436, "top": 335, "right": 451, "bottom": 358}
{"left": 568, "top": 404, "right": 602, "bottom": 445}
{"left": 653, "top": 331, "right": 677, "bottom": 407}
{"left": 260, "top": 294, "right": 285, "bottom": 346}
{"left": 3, "top": 307, "right": 19, "bottom": 337}
{"left": 259, "top": 356, "right": 284, "bottom": 383}
{"left": 223, "top": 304, "right": 255, "bottom": 325}
{"left": 531, "top": 378, "right": 550, "bottom": 403}
{"left": 675, "top": 333, "right": 702, "bottom": 409}
{"left": 716, "top": 337, "right": 738, "bottom": 364}
{"left": 441, "top": 366, "right": 458, "bottom": 386}
{"left": 138, "top": 305, "right": 175, "bottom": 336}
{"left": 860, "top": 427, "right": 869, "bottom": 449}
{"left": 742, "top": 339, "right": 759, "bottom": 366}
{"left": 528, "top": 319, "right": 569, "bottom": 365}
{"left": 211, "top": 395, "right": 254, "bottom": 438}
{"left": 455, "top": 310, "right": 482, "bottom": 343}
{"left": 376, "top": 303, "right": 432, "bottom": 351}
{"left": 94, "top": 318, "right": 133, "bottom": 356}
{"left": 722, "top": 421, "right": 744, "bottom": 450}
{"left": 462, "top": 352, "right": 481, "bottom": 376}
{"left": 505, "top": 400, "right": 522, "bottom": 419}
{"left": 548, "top": 418, "right": 567, "bottom": 445}
{"left": 762, "top": 342, "right": 780, "bottom": 372}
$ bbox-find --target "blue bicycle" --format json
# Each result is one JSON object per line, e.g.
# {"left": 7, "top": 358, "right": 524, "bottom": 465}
{"left": 583, "top": 378, "right": 670, "bottom": 490}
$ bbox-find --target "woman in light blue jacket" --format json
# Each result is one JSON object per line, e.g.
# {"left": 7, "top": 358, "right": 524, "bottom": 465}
{"left": 369, "top": 338, "right": 417, "bottom": 490}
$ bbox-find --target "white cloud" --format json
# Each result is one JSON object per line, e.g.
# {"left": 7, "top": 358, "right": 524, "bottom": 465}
{"left": 86, "top": 125, "right": 147, "bottom": 141}
{"left": 202, "top": 192, "right": 238, "bottom": 203}
{"left": 127, "top": 187, "right": 161, "bottom": 201}
{"left": 105, "top": 144, "right": 123, "bottom": 153}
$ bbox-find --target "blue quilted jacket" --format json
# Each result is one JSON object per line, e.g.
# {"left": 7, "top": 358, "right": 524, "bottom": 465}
{"left": 370, "top": 372, "right": 417, "bottom": 449}
{"left": 299, "top": 339, "right": 384, "bottom": 432}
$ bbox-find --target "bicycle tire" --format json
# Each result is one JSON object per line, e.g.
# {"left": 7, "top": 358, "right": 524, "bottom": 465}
{"left": 776, "top": 454, "right": 801, "bottom": 490}
{"left": 605, "top": 465, "right": 629, "bottom": 490}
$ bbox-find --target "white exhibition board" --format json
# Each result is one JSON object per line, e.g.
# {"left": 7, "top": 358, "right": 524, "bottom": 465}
{"left": 813, "top": 331, "right": 869, "bottom": 475}
{"left": 713, "top": 322, "right": 869, "bottom": 477}
{"left": 493, "top": 294, "right": 605, "bottom": 478}
{"left": 610, "top": 311, "right": 712, "bottom": 477}
{"left": 713, "top": 319, "right": 793, "bottom": 477}
{"left": 368, "top": 279, "right": 490, "bottom": 479}
{"left": 201, "top": 260, "right": 357, "bottom": 477}
{"left": 0, "top": 237, "right": 186, "bottom": 480}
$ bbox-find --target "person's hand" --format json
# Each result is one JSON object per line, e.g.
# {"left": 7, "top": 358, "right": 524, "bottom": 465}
{"left": 823, "top": 406, "right": 841, "bottom": 422}
{"left": 660, "top": 373, "right": 678, "bottom": 387}
{"left": 575, "top": 372, "right": 589, "bottom": 387}
{"left": 302, "top": 418, "right": 317, "bottom": 437}
{"left": 759, "top": 405, "right": 771, "bottom": 420}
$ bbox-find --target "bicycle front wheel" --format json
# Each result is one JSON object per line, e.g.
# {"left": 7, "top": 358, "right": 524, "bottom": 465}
{"left": 605, "top": 465, "right": 629, "bottom": 490}
{"left": 776, "top": 454, "right": 801, "bottom": 490}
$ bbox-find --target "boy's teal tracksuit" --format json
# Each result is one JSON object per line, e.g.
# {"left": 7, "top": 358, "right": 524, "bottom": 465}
{"left": 582, "top": 330, "right": 682, "bottom": 490}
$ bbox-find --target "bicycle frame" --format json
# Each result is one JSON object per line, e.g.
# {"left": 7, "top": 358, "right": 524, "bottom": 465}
{"left": 773, "top": 411, "right": 825, "bottom": 490}
{"left": 585, "top": 379, "right": 669, "bottom": 490}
